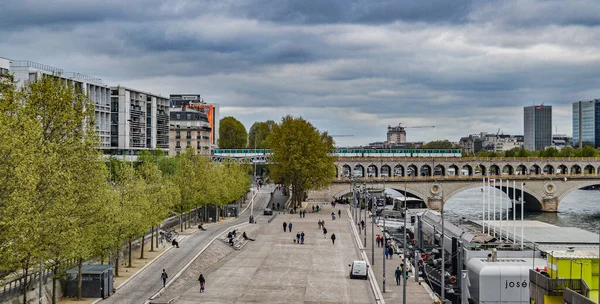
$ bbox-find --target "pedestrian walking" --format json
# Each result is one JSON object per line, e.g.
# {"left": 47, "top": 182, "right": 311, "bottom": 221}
{"left": 296, "top": 232, "right": 301, "bottom": 244}
{"left": 303, "top": 210, "right": 307, "bottom": 217}
{"left": 323, "top": 227, "right": 328, "bottom": 238}
{"left": 283, "top": 221, "right": 287, "bottom": 232}
{"left": 338, "top": 209, "right": 341, "bottom": 218}
{"left": 288, "top": 222, "right": 292, "bottom": 232}
{"left": 299, "top": 210, "right": 303, "bottom": 218}
{"left": 330, "top": 233, "right": 336, "bottom": 245}
{"left": 385, "top": 247, "right": 389, "bottom": 259}
{"left": 198, "top": 274, "right": 206, "bottom": 292}
{"left": 395, "top": 267, "right": 401, "bottom": 285}
{"left": 301, "top": 231, "right": 305, "bottom": 244}
{"left": 312, "top": 205, "right": 315, "bottom": 212}
{"left": 376, "top": 235, "right": 381, "bottom": 247}
{"left": 161, "top": 269, "right": 168, "bottom": 287}
{"left": 360, "top": 220, "right": 365, "bottom": 230}
{"left": 277, "top": 202, "right": 280, "bottom": 210}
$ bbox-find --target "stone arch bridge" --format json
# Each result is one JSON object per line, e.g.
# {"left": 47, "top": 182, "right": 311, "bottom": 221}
{"left": 308, "top": 157, "right": 600, "bottom": 212}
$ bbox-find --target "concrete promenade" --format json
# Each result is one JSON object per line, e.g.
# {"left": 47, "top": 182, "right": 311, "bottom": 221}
{"left": 350, "top": 206, "right": 435, "bottom": 303}
{"left": 172, "top": 204, "right": 374, "bottom": 303}
{"left": 101, "top": 186, "right": 276, "bottom": 304}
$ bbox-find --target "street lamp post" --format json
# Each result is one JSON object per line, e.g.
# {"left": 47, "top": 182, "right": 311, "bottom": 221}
{"left": 383, "top": 213, "right": 386, "bottom": 293}
{"left": 249, "top": 133, "right": 257, "bottom": 224}
{"left": 402, "top": 180, "right": 407, "bottom": 304}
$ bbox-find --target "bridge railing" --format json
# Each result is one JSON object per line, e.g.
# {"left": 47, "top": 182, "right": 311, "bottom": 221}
{"left": 335, "top": 156, "right": 600, "bottom": 162}
{"left": 335, "top": 173, "right": 600, "bottom": 181}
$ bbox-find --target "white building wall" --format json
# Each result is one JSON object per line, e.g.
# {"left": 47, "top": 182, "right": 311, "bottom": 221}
{"left": 8, "top": 61, "right": 111, "bottom": 148}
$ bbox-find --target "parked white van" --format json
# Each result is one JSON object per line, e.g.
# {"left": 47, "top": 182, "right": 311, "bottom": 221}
{"left": 349, "top": 260, "right": 368, "bottom": 279}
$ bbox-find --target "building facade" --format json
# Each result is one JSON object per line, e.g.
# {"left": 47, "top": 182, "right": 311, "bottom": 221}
{"left": 387, "top": 123, "right": 407, "bottom": 144}
{"left": 0, "top": 57, "right": 10, "bottom": 75}
{"left": 572, "top": 99, "right": 600, "bottom": 148}
{"left": 169, "top": 107, "right": 212, "bottom": 156}
{"left": 110, "top": 86, "right": 170, "bottom": 158}
{"left": 9, "top": 60, "right": 112, "bottom": 148}
{"left": 524, "top": 105, "right": 552, "bottom": 151}
{"left": 169, "top": 94, "right": 220, "bottom": 147}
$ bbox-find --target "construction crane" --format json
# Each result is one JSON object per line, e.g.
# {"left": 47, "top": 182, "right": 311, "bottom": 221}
{"left": 397, "top": 123, "right": 435, "bottom": 129}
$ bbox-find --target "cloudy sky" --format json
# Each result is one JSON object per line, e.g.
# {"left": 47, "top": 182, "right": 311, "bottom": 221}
{"left": 1, "top": 0, "right": 599, "bottom": 146}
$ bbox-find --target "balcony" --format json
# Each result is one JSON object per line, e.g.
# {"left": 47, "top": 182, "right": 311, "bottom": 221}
{"left": 529, "top": 270, "right": 590, "bottom": 301}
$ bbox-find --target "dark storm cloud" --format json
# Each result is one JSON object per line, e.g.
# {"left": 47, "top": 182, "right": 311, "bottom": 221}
{"left": 1, "top": 0, "right": 600, "bottom": 145}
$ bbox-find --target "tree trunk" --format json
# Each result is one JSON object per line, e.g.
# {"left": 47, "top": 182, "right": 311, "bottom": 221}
{"left": 21, "top": 262, "right": 29, "bottom": 304}
{"left": 128, "top": 240, "right": 132, "bottom": 267}
{"left": 179, "top": 214, "right": 183, "bottom": 232}
{"left": 140, "top": 235, "right": 145, "bottom": 259}
{"left": 115, "top": 249, "right": 120, "bottom": 277}
{"left": 52, "top": 266, "right": 57, "bottom": 304}
{"left": 216, "top": 204, "right": 219, "bottom": 222}
{"left": 150, "top": 226, "right": 155, "bottom": 252}
{"left": 77, "top": 258, "right": 83, "bottom": 300}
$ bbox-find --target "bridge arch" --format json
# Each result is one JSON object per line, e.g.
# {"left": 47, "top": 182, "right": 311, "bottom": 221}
{"left": 354, "top": 164, "right": 365, "bottom": 178}
{"left": 394, "top": 165, "right": 404, "bottom": 177}
{"left": 530, "top": 164, "right": 541, "bottom": 175}
{"left": 342, "top": 164, "right": 351, "bottom": 178}
{"left": 489, "top": 164, "right": 500, "bottom": 176}
{"left": 408, "top": 165, "right": 418, "bottom": 177}
{"left": 502, "top": 164, "right": 514, "bottom": 175}
{"left": 584, "top": 165, "right": 595, "bottom": 175}
{"left": 381, "top": 164, "right": 391, "bottom": 177}
{"left": 434, "top": 164, "right": 445, "bottom": 176}
{"left": 516, "top": 165, "right": 527, "bottom": 175}
{"left": 557, "top": 180, "right": 600, "bottom": 202}
{"left": 476, "top": 164, "right": 486, "bottom": 176}
{"left": 558, "top": 164, "right": 568, "bottom": 175}
{"left": 571, "top": 164, "right": 582, "bottom": 175}
{"left": 461, "top": 165, "right": 472, "bottom": 176}
{"left": 444, "top": 182, "right": 543, "bottom": 211}
{"left": 543, "top": 164, "right": 555, "bottom": 175}
{"left": 448, "top": 164, "right": 459, "bottom": 176}
{"left": 367, "top": 164, "right": 378, "bottom": 177}
{"left": 420, "top": 164, "right": 432, "bottom": 176}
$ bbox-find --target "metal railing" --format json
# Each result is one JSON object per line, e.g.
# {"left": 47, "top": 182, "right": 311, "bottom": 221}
{"left": 529, "top": 270, "right": 588, "bottom": 297}
{"left": 0, "top": 260, "right": 77, "bottom": 300}
{"left": 564, "top": 288, "right": 596, "bottom": 304}
{"left": 10, "top": 61, "right": 63, "bottom": 75}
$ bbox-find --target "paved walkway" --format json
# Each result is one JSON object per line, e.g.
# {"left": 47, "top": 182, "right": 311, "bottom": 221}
{"left": 101, "top": 186, "right": 278, "bottom": 304}
{"left": 351, "top": 206, "right": 435, "bottom": 303}
{"left": 173, "top": 204, "right": 374, "bottom": 304}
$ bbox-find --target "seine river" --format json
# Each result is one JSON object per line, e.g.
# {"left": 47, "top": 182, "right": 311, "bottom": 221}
{"left": 443, "top": 188, "right": 600, "bottom": 234}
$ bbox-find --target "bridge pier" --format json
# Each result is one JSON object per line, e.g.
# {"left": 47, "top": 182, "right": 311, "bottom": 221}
{"left": 541, "top": 196, "right": 559, "bottom": 212}
{"left": 427, "top": 196, "right": 443, "bottom": 211}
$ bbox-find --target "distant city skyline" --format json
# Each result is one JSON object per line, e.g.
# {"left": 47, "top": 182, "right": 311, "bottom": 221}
{"left": 1, "top": 1, "right": 600, "bottom": 146}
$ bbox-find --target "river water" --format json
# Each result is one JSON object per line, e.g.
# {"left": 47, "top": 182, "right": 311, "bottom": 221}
{"left": 385, "top": 188, "right": 600, "bottom": 234}
{"left": 444, "top": 188, "right": 600, "bottom": 234}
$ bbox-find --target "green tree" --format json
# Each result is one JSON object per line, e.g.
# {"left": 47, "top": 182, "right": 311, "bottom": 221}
{"left": 422, "top": 140, "right": 456, "bottom": 149}
{"left": 266, "top": 116, "right": 335, "bottom": 206}
{"left": 540, "top": 147, "right": 559, "bottom": 157}
{"left": 218, "top": 116, "right": 247, "bottom": 148}
{"left": 248, "top": 120, "right": 276, "bottom": 148}
{"left": 581, "top": 146, "right": 597, "bottom": 157}
{"left": 560, "top": 146, "right": 575, "bottom": 157}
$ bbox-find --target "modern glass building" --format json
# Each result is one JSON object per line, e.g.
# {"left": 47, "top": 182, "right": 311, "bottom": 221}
{"left": 524, "top": 105, "right": 552, "bottom": 151}
{"left": 573, "top": 99, "right": 600, "bottom": 148}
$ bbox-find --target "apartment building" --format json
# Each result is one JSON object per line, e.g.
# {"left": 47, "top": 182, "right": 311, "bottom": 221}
{"left": 110, "top": 86, "right": 170, "bottom": 158}
{"left": 9, "top": 60, "right": 112, "bottom": 148}
{"left": 169, "top": 107, "right": 212, "bottom": 156}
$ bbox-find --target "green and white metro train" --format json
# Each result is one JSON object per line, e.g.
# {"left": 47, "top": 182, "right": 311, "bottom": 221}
{"left": 212, "top": 149, "right": 463, "bottom": 158}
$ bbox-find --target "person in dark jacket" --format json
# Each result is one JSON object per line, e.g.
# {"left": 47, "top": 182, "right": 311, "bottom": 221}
{"left": 161, "top": 269, "right": 168, "bottom": 287}
{"left": 198, "top": 273, "right": 206, "bottom": 292}
{"left": 283, "top": 221, "right": 287, "bottom": 232}
{"left": 330, "top": 233, "right": 336, "bottom": 245}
